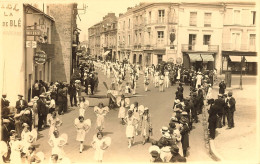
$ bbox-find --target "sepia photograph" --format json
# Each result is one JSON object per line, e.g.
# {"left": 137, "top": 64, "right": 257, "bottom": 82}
{"left": 0, "top": 0, "right": 259, "bottom": 163}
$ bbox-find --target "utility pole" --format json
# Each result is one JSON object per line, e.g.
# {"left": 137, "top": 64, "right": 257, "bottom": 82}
{"left": 240, "top": 56, "right": 245, "bottom": 90}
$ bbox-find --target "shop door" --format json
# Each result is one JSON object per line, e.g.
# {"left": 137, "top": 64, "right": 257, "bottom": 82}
{"left": 133, "top": 54, "right": 137, "bottom": 64}
{"left": 139, "top": 55, "right": 143, "bottom": 65}
{"left": 195, "top": 61, "right": 203, "bottom": 72}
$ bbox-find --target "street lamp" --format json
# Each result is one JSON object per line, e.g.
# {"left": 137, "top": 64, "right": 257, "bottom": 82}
{"left": 240, "top": 56, "right": 246, "bottom": 90}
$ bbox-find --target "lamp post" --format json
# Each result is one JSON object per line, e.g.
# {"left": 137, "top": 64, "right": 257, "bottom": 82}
{"left": 240, "top": 56, "right": 246, "bottom": 90}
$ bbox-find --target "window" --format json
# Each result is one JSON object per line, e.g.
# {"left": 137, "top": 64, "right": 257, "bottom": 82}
{"left": 188, "top": 34, "right": 196, "bottom": 50}
{"left": 123, "top": 21, "right": 125, "bottom": 29}
{"left": 249, "top": 34, "right": 256, "bottom": 46}
{"left": 135, "top": 32, "right": 138, "bottom": 43}
{"left": 190, "top": 12, "right": 197, "bottom": 26}
{"left": 128, "top": 19, "right": 130, "bottom": 28}
{"left": 128, "top": 35, "right": 131, "bottom": 45}
{"left": 203, "top": 35, "right": 211, "bottom": 45}
{"left": 234, "top": 10, "right": 240, "bottom": 24}
{"left": 251, "top": 11, "right": 256, "bottom": 25}
{"left": 157, "top": 31, "right": 164, "bottom": 44}
{"left": 204, "top": 13, "right": 211, "bottom": 27}
{"left": 158, "top": 10, "right": 165, "bottom": 23}
{"left": 149, "top": 11, "right": 152, "bottom": 23}
{"left": 148, "top": 32, "right": 151, "bottom": 42}
{"left": 139, "top": 33, "right": 142, "bottom": 43}
{"left": 139, "top": 15, "right": 142, "bottom": 24}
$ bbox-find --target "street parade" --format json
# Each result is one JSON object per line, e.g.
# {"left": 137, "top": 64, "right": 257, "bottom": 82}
{"left": 1, "top": 58, "right": 239, "bottom": 163}
{"left": 0, "top": 1, "right": 258, "bottom": 163}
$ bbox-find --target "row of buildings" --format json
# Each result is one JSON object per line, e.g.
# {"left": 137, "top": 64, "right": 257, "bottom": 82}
{"left": 88, "top": 2, "right": 257, "bottom": 75}
{"left": 0, "top": 2, "right": 81, "bottom": 105}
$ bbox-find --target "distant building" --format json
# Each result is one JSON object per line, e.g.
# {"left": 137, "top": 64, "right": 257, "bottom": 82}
{"left": 221, "top": 2, "right": 257, "bottom": 75}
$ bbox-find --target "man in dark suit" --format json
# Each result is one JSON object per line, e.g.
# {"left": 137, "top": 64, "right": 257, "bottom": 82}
{"left": 15, "top": 94, "right": 28, "bottom": 113}
{"left": 219, "top": 80, "right": 226, "bottom": 94}
{"left": 214, "top": 94, "right": 225, "bottom": 128}
{"left": 37, "top": 94, "right": 48, "bottom": 131}
{"left": 68, "top": 80, "right": 77, "bottom": 107}
{"left": 169, "top": 145, "right": 187, "bottom": 162}
{"left": 226, "top": 91, "right": 236, "bottom": 129}
{"left": 1, "top": 93, "right": 10, "bottom": 109}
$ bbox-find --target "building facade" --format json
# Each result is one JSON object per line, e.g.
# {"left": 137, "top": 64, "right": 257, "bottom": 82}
{"left": 89, "top": 2, "right": 257, "bottom": 74}
{"left": 221, "top": 2, "right": 257, "bottom": 75}
{"left": 179, "top": 2, "right": 224, "bottom": 72}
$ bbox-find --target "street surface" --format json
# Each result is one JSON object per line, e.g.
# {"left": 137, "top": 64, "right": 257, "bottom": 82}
{"left": 35, "top": 69, "right": 213, "bottom": 163}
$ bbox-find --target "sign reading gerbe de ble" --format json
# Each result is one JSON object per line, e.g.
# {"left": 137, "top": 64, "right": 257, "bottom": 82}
{"left": 1, "top": 3, "right": 22, "bottom": 28}
{"left": 34, "top": 51, "right": 47, "bottom": 64}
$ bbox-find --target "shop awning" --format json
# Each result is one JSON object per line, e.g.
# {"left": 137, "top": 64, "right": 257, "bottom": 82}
{"left": 229, "top": 56, "right": 242, "bottom": 62}
{"left": 245, "top": 56, "right": 257, "bottom": 62}
{"left": 200, "top": 54, "right": 214, "bottom": 62}
{"left": 188, "top": 53, "right": 202, "bottom": 62}
{"left": 103, "top": 51, "right": 110, "bottom": 56}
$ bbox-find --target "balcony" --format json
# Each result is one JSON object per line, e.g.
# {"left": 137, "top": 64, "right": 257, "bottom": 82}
{"left": 222, "top": 43, "right": 256, "bottom": 52}
{"left": 182, "top": 44, "right": 219, "bottom": 52}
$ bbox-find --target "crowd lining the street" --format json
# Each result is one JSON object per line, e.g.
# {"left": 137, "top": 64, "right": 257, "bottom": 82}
{"left": 1, "top": 59, "right": 236, "bottom": 163}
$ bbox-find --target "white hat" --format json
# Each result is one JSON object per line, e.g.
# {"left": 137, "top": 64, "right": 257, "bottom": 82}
{"left": 24, "top": 110, "right": 31, "bottom": 115}
{"left": 22, "top": 123, "right": 29, "bottom": 127}
{"left": 149, "top": 145, "right": 160, "bottom": 154}
{"left": 39, "top": 94, "right": 46, "bottom": 98}
{"left": 175, "top": 99, "right": 180, "bottom": 104}
{"left": 181, "top": 111, "right": 188, "bottom": 115}
{"left": 160, "top": 126, "right": 169, "bottom": 133}
{"left": 144, "top": 107, "right": 149, "bottom": 111}
{"left": 163, "top": 132, "right": 171, "bottom": 139}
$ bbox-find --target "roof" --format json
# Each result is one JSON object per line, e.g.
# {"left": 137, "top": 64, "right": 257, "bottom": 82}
{"left": 24, "top": 4, "right": 55, "bottom": 22}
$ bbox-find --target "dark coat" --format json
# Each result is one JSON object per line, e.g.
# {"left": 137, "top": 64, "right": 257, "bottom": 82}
{"left": 180, "top": 123, "right": 189, "bottom": 150}
{"left": 208, "top": 105, "right": 218, "bottom": 129}
{"left": 15, "top": 99, "right": 28, "bottom": 113}
{"left": 169, "top": 153, "right": 187, "bottom": 162}
{"left": 37, "top": 99, "right": 48, "bottom": 115}
{"left": 227, "top": 97, "right": 236, "bottom": 112}
{"left": 214, "top": 98, "right": 225, "bottom": 114}
{"left": 219, "top": 82, "right": 226, "bottom": 94}
{"left": 68, "top": 84, "right": 77, "bottom": 96}
{"left": 57, "top": 88, "right": 66, "bottom": 103}
{"left": 1, "top": 98, "right": 10, "bottom": 108}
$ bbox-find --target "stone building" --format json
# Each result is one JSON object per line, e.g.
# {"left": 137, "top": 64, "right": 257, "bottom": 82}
{"left": 49, "top": 3, "right": 78, "bottom": 82}
{"left": 221, "top": 2, "right": 257, "bottom": 75}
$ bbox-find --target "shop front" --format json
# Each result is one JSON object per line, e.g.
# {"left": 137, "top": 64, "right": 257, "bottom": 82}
{"left": 183, "top": 52, "right": 215, "bottom": 71}
{"left": 222, "top": 51, "right": 257, "bottom": 75}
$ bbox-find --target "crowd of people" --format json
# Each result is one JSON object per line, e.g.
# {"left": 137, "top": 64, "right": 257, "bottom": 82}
{"left": 1, "top": 59, "right": 236, "bottom": 163}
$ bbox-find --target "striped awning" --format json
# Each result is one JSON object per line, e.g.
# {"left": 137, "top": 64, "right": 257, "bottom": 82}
{"left": 229, "top": 56, "right": 242, "bottom": 62}
{"left": 245, "top": 56, "right": 257, "bottom": 62}
{"left": 201, "top": 54, "right": 214, "bottom": 62}
{"left": 188, "top": 53, "right": 202, "bottom": 62}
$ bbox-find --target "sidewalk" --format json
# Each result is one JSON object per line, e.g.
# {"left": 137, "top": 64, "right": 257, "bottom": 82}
{"left": 208, "top": 85, "right": 259, "bottom": 162}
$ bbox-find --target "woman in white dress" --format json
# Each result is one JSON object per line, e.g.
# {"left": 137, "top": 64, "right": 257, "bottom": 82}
{"left": 94, "top": 103, "right": 109, "bottom": 132}
{"left": 91, "top": 132, "right": 111, "bottom": 162}
{"left": 124, "top": 110, "right": 137, "bottom": 148}
{"left": 48, "top": 112, "right": 62, "bottom": 137}
{"left": 144, "top": 77, "right": 150, "bottom": 92}
{"left": 117, "top": 95, "right": 130, "bottom": 125}
{"left": 124, "top": 82, "right": 131, "bottom": 95}
{"left": 159, "top": 75, "right": 164, "bottom": 92}
{"left": 21, "top": 123, "right": 36, "bottom": 154}
{"left": 78, "top": 97, "right": 89, "bottom": 117}
{"left": 206, "top": 84, "right": 213, "bottom": 102}
{"left": 140, "top": 107, "right": 152, "bottom": 145}
{"left": 9, "top": 131, "right": 23, "bottom": 164}
{"left": 176, "top": 67, "right": 181, "bottom": 82}
{"left": 48, "top": 130, "right": 67, "bottom": 160}
{"left": 74, "top": 116, "right": 91, "bottom": 153}
{"left": 164, "top": 70, "right": 170, "bottom": 88}
{"left": 196, "top": 72, "right": 203, "bottom": 89}
{"left": 154, "top": 71, "right": 159, "bottom": 87}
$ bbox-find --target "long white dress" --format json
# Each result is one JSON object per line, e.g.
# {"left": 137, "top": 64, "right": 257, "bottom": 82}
{"left": 206, "top": 87, "right": 213, "bottom": 100}
{"left": 48, "top": 117, "right": 62, "bottom": 137}
{"left": 118, "top": 100, "right": 126, "bottom": 119}
{"left": 92, "top": 138, "right": 105, "bottom": 161}
{"left": 10, "top": 140, "right": 23, "bottom": 164}
{"left": 48, "top": 135, "right": 67, "bottom": 159}
{"left": 196, "top": 74, "right": 203, "bottom": 88}
{"left": 21, "top": 130, "right": 34, "bottom": 154}
{"left": 125, "top": 116, "right": 136, "bottom": 138}
{"left": 94, "top": 106, "right": 109, "bottom": 130}
{"left": 164, "top": 71, "right": 169, "bottom": 88}
{"left": 74, "top": 119, "right": 91, "bottom": 142}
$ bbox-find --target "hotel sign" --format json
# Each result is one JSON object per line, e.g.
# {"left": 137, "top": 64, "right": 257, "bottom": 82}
{"left": 26, "top": 29, "right": 42, "bottom": 36}
{"left": 34, "top": 51, "right": 47, "bottom": 64}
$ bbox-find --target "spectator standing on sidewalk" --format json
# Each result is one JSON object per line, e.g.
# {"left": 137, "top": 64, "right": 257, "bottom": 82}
{"left": 226, "top": 91, "right": 236, "bottom": 129}
{"left": 16, "top": 94, "right": 28, "bottom": 114}
{"left": 1, "top": 93, "right": 10, "bottom": 109}
{"left": 208, "top": 99, "right": 218, "bottom": 139}
{"left": 219, "top": 80, "right": 226, "bottom": 94}
{"left": 68, "top": 81, "right": 77, "bottom": 107}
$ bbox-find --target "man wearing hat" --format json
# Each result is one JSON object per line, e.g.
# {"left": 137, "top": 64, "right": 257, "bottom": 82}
{"left": 16, "top": 94, "right": 28, "bottom": 114}
{"left": 179, "top": 118, "right": 190, "bottom": 157}
{"left": 219, "top": 80, "right": 226, "bottom": 94}
{"left": 169, "top": 145, "right": 186, "bottom": 162}
{"left": 37, "top": 94, "right": 48, "bottom": 131}
{"left": 226, "top": 91, "right": 236, "bottom": 129}
{"left": 1, "top": 93, "right": 10, "bottom": 109}
{"left": 214, "top": 94, "right": 225, "bottom": 128}
{"left": 149, "top": 145, "right": 163, "bottom": 162}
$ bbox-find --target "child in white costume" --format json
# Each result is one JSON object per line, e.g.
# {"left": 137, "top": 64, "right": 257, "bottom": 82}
{"left": 94, "top": 103, "right": 109, "bottom": 132}
{"left": 74, "top": 116, "right": 91, "bottom": 153}
{"left": 48, "top": 130, "right": 67, "bottom": 160}
{"left": 91, "top": 132, "right": 111, "bottom": 162}
{"left": 78, "top": 96, "right": 89, "bottom": 117}
{"left": 21, "top": 123, "right": 37, "bottom": 154}
{"left": 117, "top": 95, "right": 130, "bottom": 124}
{"left": 48, "top": 112, "right": 62, "bottom": 137}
